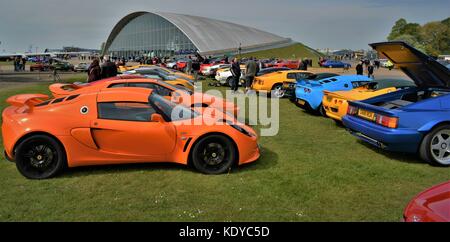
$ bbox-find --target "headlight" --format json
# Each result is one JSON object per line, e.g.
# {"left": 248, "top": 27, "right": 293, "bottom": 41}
{"left": 224, "top": 120, "right": 253, "bottom": 137}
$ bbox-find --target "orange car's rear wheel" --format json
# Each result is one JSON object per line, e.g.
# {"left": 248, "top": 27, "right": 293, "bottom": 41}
{"left": 191, "top": 135, "right": 236, "bottom": 174}
{"left": 15, "top": 135, "right": 66, "bottom": 179}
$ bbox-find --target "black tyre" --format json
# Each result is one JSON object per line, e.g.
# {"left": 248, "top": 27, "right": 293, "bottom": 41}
{"left": 271, "top": 83, "right": 285, "bottom": 98}
{"left": 318, "top": 104, "right": 327, "bottom": 117}
{"left": 227, "top": 77, "right": 233, "bottom": 87}
{"left": 15, "top": 135, "right": 67, "bottom": 179}
{"left": 419, "top": 124, "right": 450, "bottom": 167}
{"left": 191, "top": 135, "right": 237, "bottom": 174}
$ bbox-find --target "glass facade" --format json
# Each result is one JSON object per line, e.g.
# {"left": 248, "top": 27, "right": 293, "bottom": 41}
{"left": 108, "top": 13, "right": 197, "bottom": 58}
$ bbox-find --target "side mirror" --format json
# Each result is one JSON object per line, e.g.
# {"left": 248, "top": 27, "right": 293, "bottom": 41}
{"left": 151, "top": 113, "right": 165, "bottom": 123}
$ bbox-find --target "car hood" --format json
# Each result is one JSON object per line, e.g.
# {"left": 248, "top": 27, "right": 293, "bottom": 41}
{"left": 370, "top": 41, "right": 450, "bottom": 88}
{"left": 404, "top": 181, "right": 450, "bottom": 222}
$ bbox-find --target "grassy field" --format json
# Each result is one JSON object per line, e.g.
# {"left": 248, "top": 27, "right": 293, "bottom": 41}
{"left": 0, "top": 78, "right": 448, "bottom": 221}
{"left": 241, "top": 43, "right": 323, "bottom": 67}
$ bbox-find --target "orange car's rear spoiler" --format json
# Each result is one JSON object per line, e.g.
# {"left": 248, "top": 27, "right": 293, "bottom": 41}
{"left": 49, "top": 83, "right": 80, "bottom": 98}
{"left": 6, "top": 94, "right": 49, "bottom": 112}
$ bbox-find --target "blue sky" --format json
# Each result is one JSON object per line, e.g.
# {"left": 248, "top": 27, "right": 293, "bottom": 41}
{"left": 0, "top": 0, "right": 448, "bottom": 52}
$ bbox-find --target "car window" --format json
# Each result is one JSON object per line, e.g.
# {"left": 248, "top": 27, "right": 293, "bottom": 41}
{"left": 128, "top": 83, "right": 173, "bottom": 96}
{"left": 98, "top": 102, "right": 156, "bottom": 122}
{"left": 108, "top": 83, "right": 127, "bottom": 88}
{"left": 296, "top": 73, "right": 311, "bottom": 79}
{"left": 287, "top": 73, "right": 297, "bottom": 79}
{"left": 351, "top": 81, "right": 371, "bottom": 88}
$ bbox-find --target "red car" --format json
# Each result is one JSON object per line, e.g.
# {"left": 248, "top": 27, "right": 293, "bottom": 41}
{"left": 273, "top": 60, "right": 300, "bottom": 69}
{"left": 175, "top": 59, "right": 188, "bottom": 71}
{"left": 403, "top": 181, "right": 450, "bottom": 222}
{"left": 30, "top": 62, "right": 50, "bottom": 72}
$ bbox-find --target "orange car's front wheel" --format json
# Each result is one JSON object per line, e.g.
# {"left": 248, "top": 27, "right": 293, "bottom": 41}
{"left": 15, "top": 135, "right": 66, "bottom": 179}
{"left": 191, "top": 135, "right": 237, "bottom": 174}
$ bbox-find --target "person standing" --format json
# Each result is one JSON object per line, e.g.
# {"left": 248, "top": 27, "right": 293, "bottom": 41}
{"left": 100, "top": 56, "right": 118, "bottom": 79}
{"left": 230, "top": 58, "right": 241, "bottom": 93}
{"left": 192, "top": 58, "right": 200, "bottom": 83}
{"left": 21, "top": 57, "right": 27, "bottom": 71}
{"left": 186, "top": 56, "right": 193, "bottom": 74}
{"left": 367, "top": 63, "right": 375, "bottom": 79}
{"left": 356, "top": 61, "right": 364, "bottom": 75}
{"left": 244, "top": 57, "right": 257, "bottom": 94}
{"left": 87, "top": 58, "right": 101, "bottom": 83}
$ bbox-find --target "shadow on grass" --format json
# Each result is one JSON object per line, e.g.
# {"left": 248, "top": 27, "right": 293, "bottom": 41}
{"left": 357, "top": 140, "right": 425, "bottom": 165}
{"left": 62, "top": 162, "right": 193, "bottom": 178}
{"left": 60, "top": 146, "right": 278, "bottom": 178}
{"left": 236, "top": 146, "right": 279, "bottom": 173}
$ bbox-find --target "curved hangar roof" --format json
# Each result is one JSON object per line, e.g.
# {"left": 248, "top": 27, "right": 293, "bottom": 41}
{"left": 104, "top": 11, "right": 292, "bottom": 55}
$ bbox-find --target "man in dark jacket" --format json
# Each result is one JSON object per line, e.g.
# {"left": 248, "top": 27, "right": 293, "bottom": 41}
{"left": 245, "top": 58, "right": 257, "bottom": 94}
{"left": 356, "top": 61, "right": 364, "bottom": 75}
{"left": 101, "top": 56, "right": 118, "bottom": 79}
{"left": 230, "top": 58, "right": 241, "bottom": 93}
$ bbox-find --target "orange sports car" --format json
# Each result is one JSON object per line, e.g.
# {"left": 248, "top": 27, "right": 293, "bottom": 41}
{"left": 48, "top": 77, "right": 239, "bottom": 116}
{"left": 2, "top": 88, "right": 260, "bottom": 179}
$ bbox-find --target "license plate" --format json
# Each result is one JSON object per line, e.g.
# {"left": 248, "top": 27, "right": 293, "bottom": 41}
{"left": 298, "top": 100, "right": 306, "bottom": 106}
{"left": 358, "top": 109, "right": 375, "bottom": 121}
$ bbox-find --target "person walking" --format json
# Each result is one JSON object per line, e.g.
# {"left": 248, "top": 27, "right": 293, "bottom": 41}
{"left": 244, "top": 57, "right": 257, "bottom": 94}
{"left": 100, "top": 56, "right": 118, "bottom": 79}
{"left": 367, "top": 63, "right": 375, "bottom": 79}
{"left": 356, "top": 61, "right": 364, "bottom": 75}
{"left": 87, "top": 58, "right": 101, "bottom": 83}
{"left": 230, "top": 58, "right": 241, "bottom": 93}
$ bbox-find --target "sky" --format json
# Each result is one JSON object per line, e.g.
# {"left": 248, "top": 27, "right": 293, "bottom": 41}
{"left": 0, "top": 0, "right": 448, "bottom": 53}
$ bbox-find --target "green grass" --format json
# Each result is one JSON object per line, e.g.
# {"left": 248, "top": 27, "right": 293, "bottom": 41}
{"left": 241, "top": 43, "right": 323, "bottom": 67}
{"left": 0, "top": 78, "right": 448, "bottom": 221}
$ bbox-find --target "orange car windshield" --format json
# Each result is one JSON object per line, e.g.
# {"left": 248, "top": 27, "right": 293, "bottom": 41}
{"left": 149, "top": 93, "right": 199, "bottom": 121}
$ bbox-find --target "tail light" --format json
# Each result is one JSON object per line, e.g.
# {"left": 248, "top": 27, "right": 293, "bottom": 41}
{"left": 304, "top": 88, "right": 311, "bottom": 93}
{"left": 375, "top": 115, "right": 398, "bottom": 129}
{"left": 347, "top": 105, "right": 358, "bottom": 115}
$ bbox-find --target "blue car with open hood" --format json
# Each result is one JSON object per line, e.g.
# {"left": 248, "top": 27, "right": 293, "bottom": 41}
{"left": 294, "top": 75, "right": 372, "bottom": 115}
{"left": 343, "top": 41, "right": 450, "bottom": 167}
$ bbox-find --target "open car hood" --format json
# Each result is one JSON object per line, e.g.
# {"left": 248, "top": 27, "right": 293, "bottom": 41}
{"left": 370, "top": 41, "right": 450, "bottom": 88}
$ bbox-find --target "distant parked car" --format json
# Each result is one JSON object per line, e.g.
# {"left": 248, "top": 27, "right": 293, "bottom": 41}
{"left": 273, "top": 60, "right": 300, "bottom": 69}
{"left": 202, "top": 63, "right": 231, "bottom": 76}
{"left": 321, "top": 60, "right": 351, "bottom": 68}
{"left": 50, "top": 61, "right": 74, "bottom": 71}
{"left": 30, "top": 62, "right": 51, "bottom": 72}
{"left": 380, "top": 59, "right": 394, "bottom": 69}
{"left": 403, "top": 181, "right": 450, "bottom": 222}
{"left": 74, "top": 63, "right": 89, "bottom": 72}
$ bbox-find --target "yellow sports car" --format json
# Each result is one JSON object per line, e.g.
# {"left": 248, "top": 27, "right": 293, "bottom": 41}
{"left": 252, "top": 70, "right": 313, "bottom": 98}
{"left": 118, "top": 64, "right": 154, "bottom": 72}
{"left": 322, "top": 79, "right": 415, "bottom": 121}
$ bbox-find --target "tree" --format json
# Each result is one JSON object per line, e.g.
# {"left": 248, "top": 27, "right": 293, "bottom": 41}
{"left": 387, "top": 18, "right": 408, "bottom": 41}
{"left": 387, "top": 17, "right": 450, "bottom": 55}
{"left": 421, "top": 21, "right": 449, "bottom": 56}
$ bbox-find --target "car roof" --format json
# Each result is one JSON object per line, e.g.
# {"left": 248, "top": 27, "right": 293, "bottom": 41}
{"left": 370, "top": 41, "right": 450, "bottom": 88}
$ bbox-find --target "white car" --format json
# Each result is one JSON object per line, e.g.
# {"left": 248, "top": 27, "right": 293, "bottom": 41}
{"left": 202, "top": 64, "right": 231, "bottom": 76}
{"left": 215, "top": 67, "right": 245, "bottom": 86}
{"left": 166, "top": 61, "right": 177, "bottom": 69}
{"left": 74, "top": 63, "right": 89, "bottom": 72}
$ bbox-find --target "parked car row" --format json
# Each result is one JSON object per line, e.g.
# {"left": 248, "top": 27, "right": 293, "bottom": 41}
{"left": 287, "top": 42, "right": 450, "bottom": 168}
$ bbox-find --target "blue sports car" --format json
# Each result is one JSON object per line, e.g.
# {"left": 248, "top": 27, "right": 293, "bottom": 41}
{"left": 321, "top": 60, "right": 351, "bottom": 68}
{"left": 294, "top": 75, "right": 373, "bottom": 115}
{"left": 343, "top": 41, "right": 450, "bottom": 166}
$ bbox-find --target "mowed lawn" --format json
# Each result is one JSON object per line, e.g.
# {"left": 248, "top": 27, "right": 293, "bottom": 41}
{"left": 0, "top": 79, "right": 449, "bottom": 222}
